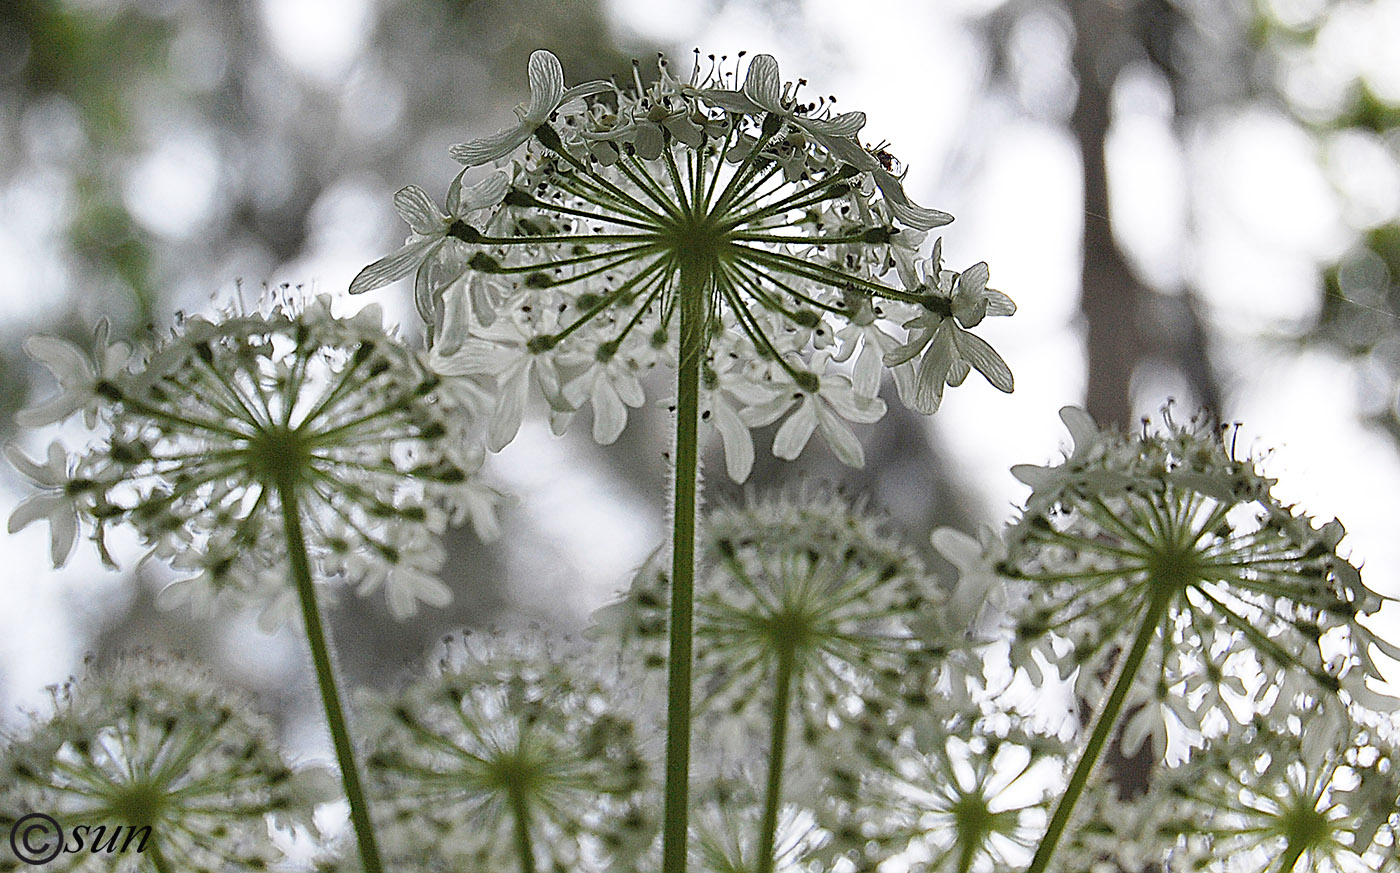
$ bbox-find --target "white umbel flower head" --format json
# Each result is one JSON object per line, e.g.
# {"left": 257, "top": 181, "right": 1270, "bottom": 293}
{"left": 1149, "top": 709, "right": 1400, "bottom": 872}
{"left": 365, "top": 632, "right": 653, "bottom": 873}
{"left": 351, "top": 50, "right": 1015, "bottom": 479}
{"left": 995, "top": 405, "right": 1397, "bottom": 739}
{"left": 13, "top": 298, "right": 504, "bottom": 621}
{"left": 0, "top": 653, "right": 331, "bottom": 873}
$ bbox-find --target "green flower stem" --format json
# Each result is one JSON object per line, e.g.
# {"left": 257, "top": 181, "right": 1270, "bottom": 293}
{"left": 756, "top": 646, "right": 797, "bottom": 873}
{"left": 148, "top": 841, "right": 174, "bottom": 873}
{"left": 1025, "top": 588, "right": 1170, "bottom": 873}
{"left": 277, "top": 475, "right": 384, "bottom": 873}
{"left": 1275, "top": 841, "right": 1307, "bottom": 873}
{"left": 508, "top": 780, "right": 538, "bottom": 873}
{"left": 661, "top": 261, "right": 707, "bottom": 873}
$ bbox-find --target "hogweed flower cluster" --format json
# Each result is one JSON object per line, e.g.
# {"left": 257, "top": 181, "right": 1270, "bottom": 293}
{"left": 0, "top": 654, "right": 328, "bottom": 873}
{"left": 365, "top": 632, "right": 653, "bottom": 873}
{"left": 10, "top": 297, "right": 502, "bottom": 621}
{"left": 351, "top": 49, "right": 1014, "bottom": 475}
{"left": 940, "top": 405, "right": 1399, "bottom": 873}
{"left": 1150, "top": 707, "right": 1400, "bottom": 872}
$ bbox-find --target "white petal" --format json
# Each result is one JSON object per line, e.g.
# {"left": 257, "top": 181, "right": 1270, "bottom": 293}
{"left": 393, "top": 185, "right": 446, "bottom": 234}
{"left": 822, "top": 382, "right": 885, "bottom": 424}
{"left": 1059, "top": 406, "right": 1099, "bottom": 453}
{"left": 349, "top": 239, "right": 440, "bottom": 295}
{"left": 6, "top": 443, "right": 59, "bottom": 485}
{"left": 802, "top": 111, "right": 866, "bottom": 138}
{"left": 983, "top": 288, "right": 1017, "bottom": 318}
{"left": 524, "top": 50, "right": 566, "bottom": 122}
{"left": 912, "top": 325, "right": 956, "bottom": 414}
{"left": 958, "top": 262, "right": 989, "bottom": 299}
{"left": 852, "top": 339, "right": 884, "bottom": 398}
{"left": 930, "top": 527, "right": 980, "bottom": 573}
{"left": 591, "top": 381, "right": 628, "bottom": 445}
{"left": 454, "top": 170, "right": 511, "bottom": 214}
{"left": 23, "top": 335, "right": 92, "bottom": 384}
{"left": 815, "top": 403, "right": 866, "bottom": 468}
{"left": 694, "top": 87, "right": 764, "bottom": 115}
{"left": 953, "top": 328, "right": 1014, "bottom": 393}
{"left": 771, "top": 400, "right": 816, "bottom": 460}
{"left": 741, "top": 54, "right": 783, "bottom": 112}
{"left": 8, "top": 493, "right": 58, "bottom": 535}
{"left": 48, "top": 505, "right": 77, "bottom": 567}
{"left": 712, "top": 398, "right": 754, "bottom": 483}
{"left": 15, "top": 398, "right": 81, "bottom": 428}
{"left": 433, "top": 271, "right": 474, "bottom": 356}
{"left": 449, "top": 125, "right": 533, "bottom": 168}
{"left": 560, "top": 80, "right": 614, "bottom": 104}
{"left": 487, "top": 368, "right": 531, "bottom": 452}
{"left": 871, "top": 169, "right": 954, "bottom": 229}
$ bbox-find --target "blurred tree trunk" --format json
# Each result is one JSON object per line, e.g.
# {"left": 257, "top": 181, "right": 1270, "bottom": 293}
{"left": 1068, "top": 4, "right": 1219, "bottom": 868}
{"left": 1072, "top": 0, "right": 1142, "bottom": 430}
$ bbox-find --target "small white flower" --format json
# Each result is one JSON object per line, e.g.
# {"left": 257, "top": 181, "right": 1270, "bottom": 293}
{"left": 448, "top": 50, "right": 612, "bottom": 167}
{"left": 885, "top": 247, "right": 1014, "bottom": 414}
{"left": 432, "top": 294, "right": 573, "bottom": 451}
{"left": 17, "top": 321, "right": 131, "bottom": 428}
{"left": 560, "top": 341, "right": 649, "bottom": 445}
{"left": 6, "top": 442, "right": 86, "bottom": 567}
{"left": 348, "top": 171, "right": 510, "bottom": 304}
{"left": 930, "top": 524, "right": 1009, "bottom": 631}
{"left": 745, "top": 365, "right": 886, "bottom": 468}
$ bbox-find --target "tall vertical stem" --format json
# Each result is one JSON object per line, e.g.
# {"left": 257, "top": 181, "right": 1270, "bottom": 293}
{"left": 756, "top": 646, "right": 796, "bottom": 873}
{"left": 278, "top": 477, "right": 384, "bottom": 873}
{"left": 1025, "top": 589, "right": 1170, "bottom": 873}
{"left": 662, "top": 261, "right": 707, "bottom": 873}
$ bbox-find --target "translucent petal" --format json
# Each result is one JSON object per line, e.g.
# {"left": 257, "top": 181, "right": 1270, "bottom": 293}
{"left": 912, "top": 324, "right": 956, "bottom": 414}
{"left": 815, "top": 403, "right": 865, "bottom": 468}
{"left": 771, "top": 400, "right": 816, "bottom": 460}
{"left": 487, "top": 367, "right": 531, "bottom": 452}
{"left": 6, "top": 443, "right": 62, "bottom": 485}
{"left": 822, "top": 383, "right": 885, "bottom": 424}
{"left": 453, "top": 169, "right": 511, "bottom": 215}
{"left": 349, "top": 239, "right": 441, "bottom": 295}
{"left": 741, "top": 54, "right": 783, "bottom": 112}
{"left": 954, "top": 328, "right": 1014, "bottom": 393}
{"left": 712, "top": 397, "right": 754, "bottom": 483}
{"left": 7, "top": 492, "right": 57, "bottom": 535}
{"left": 983, "top": 288, "right": 1017, "bottom": 318}
{"left": 591, "top": 381, "right": 627, "bottom": 445}
{"left": 802, "top": 111, "right": 866, "bottom": 138}
{"left": 560, "top": 80, "right": 613, "bottom": 105}
{"left": 23, "top": 335, "right": 92, "bottom": 384}
{"left": 393, "top": 185, "right": 446, "bottom": 235}
{"left": 694, "top": 87, "right": 763, "bottom": 115}
{"left": 432, "top": 271, "right": 474, "bottom": 357}
{"left": 449, "top": 125, "right": 533, "bottom": 168}
{"left": 524, "top": 50, "right": 566, "bottom": 122}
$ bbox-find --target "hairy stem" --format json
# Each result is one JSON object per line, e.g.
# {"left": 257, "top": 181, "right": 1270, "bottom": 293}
{"left": 278, "top": 476, "right": 384, "bottom": 873}
{"left": 1025, "top": 590, "right": 1170, "bottom": 873}
{"left": 661, "top": 262, "right": 707, "bottom": 873}
{"left": 756, "top": 646, "right": 796, "bottom": 873}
